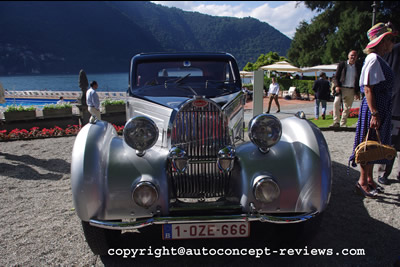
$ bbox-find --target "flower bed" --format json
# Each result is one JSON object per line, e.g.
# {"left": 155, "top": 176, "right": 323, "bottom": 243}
{"left": 0, "top": 124, "right": 124, "bottom": 141}
{"left": 329, "top": 107, "right": 359, "bottom": 118}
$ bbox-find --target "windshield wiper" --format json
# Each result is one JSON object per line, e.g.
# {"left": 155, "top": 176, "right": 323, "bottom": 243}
{"left": 144, "top": 77, "right": 159, "bottom": 86}
{"left": 205, "top": 79, "right": 236, "bottom": 88}
{"left": 165, "top": 73, "right": 191, "bottom": 87}
{"left": 177, "top": 85, "right": 198, "bottom": 96}
{"left": 175, "top": 73, "right": 191, "bottom": 84}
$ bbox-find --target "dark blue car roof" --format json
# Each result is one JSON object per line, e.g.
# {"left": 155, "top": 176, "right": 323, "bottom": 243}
{"left": 130, "top": 52, "right": 238, "bottom": 64}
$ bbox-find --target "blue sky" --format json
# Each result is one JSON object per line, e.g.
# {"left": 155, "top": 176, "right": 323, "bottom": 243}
{"left": 151, "top": 1, "right": 319, "bottom": 38}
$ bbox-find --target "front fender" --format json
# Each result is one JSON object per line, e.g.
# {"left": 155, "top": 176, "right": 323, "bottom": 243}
{"left": 71, "top": 121, "right": 117, "bottom": 221}
{"left": 234, "top": 116, "right": 332, "bottom": 214}
{"left": 71, "top": 120, "right": 170, "bottom": 222}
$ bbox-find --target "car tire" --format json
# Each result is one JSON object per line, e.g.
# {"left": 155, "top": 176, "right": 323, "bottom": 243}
{"left": 81, "top": 221, "right": 121, "bottom": 256}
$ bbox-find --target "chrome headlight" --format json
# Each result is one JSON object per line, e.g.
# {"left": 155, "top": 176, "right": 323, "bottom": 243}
{"left": 169, "top": 147, "right": 188, "bottom": 173}
{"left": 217, "top": 146, "right": 235, "bottom": 172}
{"left": 132, "top": 182, "right": 158, "bottom": 208}
{"left": 248, "top": 114, "right": 282, "bottom": 153}
{"left": 253, "top": 176, "right": 280, "bottom": 203}
{"left": 124, "top": 116, "right": 159, "bottom": 156}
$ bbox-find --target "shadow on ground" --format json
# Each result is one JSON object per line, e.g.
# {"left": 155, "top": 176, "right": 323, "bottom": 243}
{"left": 97, "top": 160, "right": 400, "bottom": 266}
{"left": 0, "top": 152, "right": 69, "bottom": 180}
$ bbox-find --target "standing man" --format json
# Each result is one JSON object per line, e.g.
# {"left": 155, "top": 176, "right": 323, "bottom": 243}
{"left": 330, "top": 50, "right": 362, "bottom": 128}
{"left": 312, "top": 72, "right": 331, "bottom": 120}
{"left": 86, "top": 81, "right": 101, "bottom": 120}
{"left": 265, "top": 77, "right": 280, "bottom": 113}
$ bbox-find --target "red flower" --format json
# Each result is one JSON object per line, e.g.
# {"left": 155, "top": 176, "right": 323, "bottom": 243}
{"left": 0, "top": 123, "right": 124, "bottom": 141}
{"left": 113, "top": 124, "right": 124, "bottom": 134}
{"left": 329, "top": 108, "right": 359, "bottom": 118}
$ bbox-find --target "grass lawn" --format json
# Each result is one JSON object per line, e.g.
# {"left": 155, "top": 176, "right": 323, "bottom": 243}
{"left": 308, "top": 115, "right": 358, "bottom": 128}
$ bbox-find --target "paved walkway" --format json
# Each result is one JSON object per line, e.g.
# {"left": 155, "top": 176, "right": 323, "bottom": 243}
{"left": 244, "top": 96, "right": 360, "bottom": 131}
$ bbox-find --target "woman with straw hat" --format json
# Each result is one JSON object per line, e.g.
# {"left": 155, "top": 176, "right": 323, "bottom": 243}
{"left": 349, "top": 22, "right": 396, "bottom": 198}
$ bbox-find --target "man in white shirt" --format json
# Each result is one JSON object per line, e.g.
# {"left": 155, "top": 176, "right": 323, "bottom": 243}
{"left": 86, "top": 81, "right": 101, "bottom": 120}
{"left": 331, "top": 50, "right": 362, "bottom": 127}
{"left": 57, "top": 96, "right": 66, "bottom": 105}
{"left": 266, "top": 77, "right": 280, "bottom": 113}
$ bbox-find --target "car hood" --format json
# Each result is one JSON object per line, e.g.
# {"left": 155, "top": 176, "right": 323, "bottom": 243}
{"left": 141, "top": 92, "right": 241, "bottom": 111}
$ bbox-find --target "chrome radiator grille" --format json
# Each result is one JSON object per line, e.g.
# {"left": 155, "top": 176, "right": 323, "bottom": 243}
{"left": 169, "top": 98, "right": 231, "bottom": 198}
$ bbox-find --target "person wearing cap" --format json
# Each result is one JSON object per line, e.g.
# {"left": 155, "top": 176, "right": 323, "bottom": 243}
{"left": 330, "top": 50, "right": 362, "bottom": 128}
{"left": 349, "top": 22, "right": 396, "bottom": 198}
{"left": 86, "top": 80, "right": 101, "bottom": 120}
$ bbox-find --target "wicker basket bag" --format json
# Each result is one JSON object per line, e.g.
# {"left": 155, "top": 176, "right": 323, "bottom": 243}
{"left": 355, "top": 129, "right": 397, "bottom": 165}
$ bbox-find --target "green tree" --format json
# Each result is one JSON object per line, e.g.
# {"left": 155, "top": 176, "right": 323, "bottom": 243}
{"left": 288, "top": 1, "right": 400, "bottom": 67}
{"left": 243, "top": 51, "right": 287, "bottom": 71}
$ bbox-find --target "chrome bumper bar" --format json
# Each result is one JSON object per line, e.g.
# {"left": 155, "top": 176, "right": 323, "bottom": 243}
{"left": 89, "top": 211, "right": 319, "bottom": 230}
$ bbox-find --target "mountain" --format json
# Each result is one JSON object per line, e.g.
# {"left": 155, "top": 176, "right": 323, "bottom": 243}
{"left": 0, "top": 1, "right": 291, "bottom": 75}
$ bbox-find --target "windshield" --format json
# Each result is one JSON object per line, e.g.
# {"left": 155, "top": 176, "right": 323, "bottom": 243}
{"left": 130, "top": 60, "right": 240, "bottom": 98}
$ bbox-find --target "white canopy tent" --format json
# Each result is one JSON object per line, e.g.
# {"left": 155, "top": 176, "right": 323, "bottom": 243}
{"left": 260, "top": 61, "right": 302, "bottom": 73}
{"left": 239, "top": 71, "right": 254, "bottom": 78}
{"left": 240, "top": 71, "right": 254, "bottom": 85}
{"left": 301, "top": 63, "right": 339, "bottom": 73}
{"left": 301, "top": 63, "right": 339, "bottom": 80}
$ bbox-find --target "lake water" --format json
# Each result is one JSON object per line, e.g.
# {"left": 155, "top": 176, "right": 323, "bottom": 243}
{"left": 0, "top": 73, "right": 129, "bottom": 92}
{"left": 0, "top": 71, "right": 332, "bottom": 109}
{"left": 0, "top": 71, "right": 331, "bottom": 92}
{"left": 0, "top": 73, "right": 129, "bottom": 108}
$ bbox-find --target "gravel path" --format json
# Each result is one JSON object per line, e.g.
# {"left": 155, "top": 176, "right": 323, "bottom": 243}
{"left": 1, "top": 130, "right": 399, "bottom": 266}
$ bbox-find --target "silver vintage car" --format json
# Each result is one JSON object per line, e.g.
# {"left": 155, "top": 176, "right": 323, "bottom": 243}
{"left": 71, "top": 52, "right": 332, "bottom": 255}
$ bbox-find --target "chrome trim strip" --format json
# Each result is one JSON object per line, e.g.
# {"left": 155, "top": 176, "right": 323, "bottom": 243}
{"left": 89, "top": 211, "right": 319, "bottom": 230}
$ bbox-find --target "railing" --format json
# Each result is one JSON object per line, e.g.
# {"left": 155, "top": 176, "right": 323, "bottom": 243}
{"left": 4, "top": 90, "right": 127, "bottom": 100}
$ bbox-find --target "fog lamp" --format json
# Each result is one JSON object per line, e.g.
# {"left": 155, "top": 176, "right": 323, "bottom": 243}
{"left": 132, "top": 182, "right": 158, "bottom": 208}
{"left": 124, "top": 116, "right": 159, "bottom": 156}
{"left": 169, "top": 147, "right": 188, "bottom": 173}
{"left": 217, "top": 146, "right": 235, "bottom": 172}
{"left": 253, "top": 177, "right": 280, "bottom": 203}
{"left": 248, "top": 114, "right": 282, "bottom": 153}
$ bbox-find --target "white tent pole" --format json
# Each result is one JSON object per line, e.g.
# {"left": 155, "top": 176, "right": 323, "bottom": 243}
{"left": 253, "top": 70, "right": 264, "bottom": 117}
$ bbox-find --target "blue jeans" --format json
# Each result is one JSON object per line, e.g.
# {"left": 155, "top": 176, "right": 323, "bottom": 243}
{"left": 315, "top": 99, "right": 327, "bottom": 119}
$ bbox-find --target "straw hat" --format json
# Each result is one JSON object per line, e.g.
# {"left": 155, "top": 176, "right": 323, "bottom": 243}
{"left": 366, "top": 22, "right": 396, "bottom": 49}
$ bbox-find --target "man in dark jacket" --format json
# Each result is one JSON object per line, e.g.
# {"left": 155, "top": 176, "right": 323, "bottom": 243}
{"left": 331, "top": 50, "right": 362, "bottom": 127}
{"left": 312, "top": 72, "right": 331, "bottom": 120}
